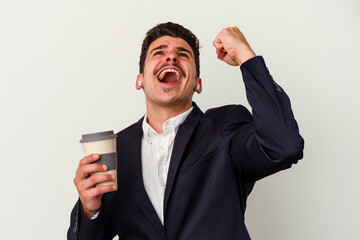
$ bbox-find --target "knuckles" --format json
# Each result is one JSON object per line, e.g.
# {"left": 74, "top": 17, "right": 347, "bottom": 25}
{"left": 79, "top": 157, "right": 87, "bottom": 166}
{"left": 88, "top": 175, "right": 97, "bottom": 184}
{"left": 94, "top": 187, "right": 103, "bottom": 196}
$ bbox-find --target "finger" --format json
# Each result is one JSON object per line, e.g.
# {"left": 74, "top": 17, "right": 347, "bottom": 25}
{"left": 216, "top": 49, "right": 226, "bottom": 60}
{"left": 213, "top": 28, "right": 225, "bottom": 48}
{"left": 213, "top": 26, "right": 233, "bottom": 48}
{"left": 77, "top": 163, "right": 107, "bottom": 180}
{"left": 79, "top": 153, "right": 100, "bottom": 166}
{"left": 86, "top": 185, "right": 117, "bottom": 198}
{"left": 74, "top": 163, "right": 106, "bottom": 189}
{"left": 213, "top": 36, "right": 226, "bottom": 57}
{"left": 82, "top": 173, "right": 116, "bottom": 190}
{"left": 213, "top": 37, "right": 223, "bottom": 50}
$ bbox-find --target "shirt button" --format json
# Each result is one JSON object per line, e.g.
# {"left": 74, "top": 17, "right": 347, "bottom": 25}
{"left": 160, "top": 146, "right": 165, "bottom": 151}
{"left": 161, "top": 182, "right": 166, "bottom": 187}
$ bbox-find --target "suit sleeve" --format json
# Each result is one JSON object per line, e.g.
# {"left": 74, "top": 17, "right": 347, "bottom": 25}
{"left": 67, "top": 199, "right": 116, "bottom": 240}
{"left": 230, "top": 56, "right": 304, "bottom": 181}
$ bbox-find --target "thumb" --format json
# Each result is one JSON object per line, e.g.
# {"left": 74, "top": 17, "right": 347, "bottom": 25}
{"left": 216, "top": 48, "right": 226, "bottom": 60}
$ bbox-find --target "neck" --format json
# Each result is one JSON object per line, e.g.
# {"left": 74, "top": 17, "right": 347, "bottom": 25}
{"left": 146, "top": 101, "right": 192, "bottom": 133}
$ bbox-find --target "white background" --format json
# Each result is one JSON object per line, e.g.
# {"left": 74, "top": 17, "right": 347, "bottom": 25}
{"left": 1, "top": 0, "right": 359, "bottom": 239}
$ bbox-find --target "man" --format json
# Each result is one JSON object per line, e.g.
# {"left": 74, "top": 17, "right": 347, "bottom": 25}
{"left": 68, "top": 22, "right": 304, "bottom": 239}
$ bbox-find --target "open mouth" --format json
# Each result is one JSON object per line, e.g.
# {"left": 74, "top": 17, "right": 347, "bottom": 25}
{"left": 157, "top": 68, "right": 181, "bottom": 84}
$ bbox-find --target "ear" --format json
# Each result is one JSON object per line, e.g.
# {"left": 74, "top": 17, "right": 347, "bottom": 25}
{"left": 194, "top": 78, "right": 202, "bottom": 94}
{"left": 136, "top": 74, "right": 143, "bottom": 90}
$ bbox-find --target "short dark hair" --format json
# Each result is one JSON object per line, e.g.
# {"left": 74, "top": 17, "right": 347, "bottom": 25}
{"left": 139, "top": 22, "right": 200, "bottom": 77}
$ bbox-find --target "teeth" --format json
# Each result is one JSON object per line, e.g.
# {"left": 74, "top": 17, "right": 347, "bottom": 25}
{"left": 158, "top": 69, "right": 180, "bottom": 81}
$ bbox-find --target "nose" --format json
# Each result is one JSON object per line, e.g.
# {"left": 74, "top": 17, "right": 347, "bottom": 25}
{"left": 166, "top": 51, "right": 177, "bottom": 63}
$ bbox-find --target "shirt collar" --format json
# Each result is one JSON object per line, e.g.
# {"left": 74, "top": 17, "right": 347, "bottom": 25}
{"left": 142, "top": 106, "right": 193, "bottom": 142}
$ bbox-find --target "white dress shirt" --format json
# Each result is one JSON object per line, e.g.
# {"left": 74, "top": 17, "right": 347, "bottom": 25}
{"left": 141, "top": 107, "right": 193, "bottom": 224}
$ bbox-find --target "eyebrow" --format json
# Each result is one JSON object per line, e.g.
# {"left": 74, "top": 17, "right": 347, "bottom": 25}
{"left": 149, "top": 45, "right": 193, "bottom": 57}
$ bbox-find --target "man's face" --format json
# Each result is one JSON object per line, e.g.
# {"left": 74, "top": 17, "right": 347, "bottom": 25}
{"left": 137, "top": 36, "right": 201, "bottom": 110}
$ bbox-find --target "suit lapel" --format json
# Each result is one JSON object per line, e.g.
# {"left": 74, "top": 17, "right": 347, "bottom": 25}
{"left": 164, "top": 103, "right": 203, "bottom": 213}
{"left": 128, "top": 118, "right": 166, "bottom": 239}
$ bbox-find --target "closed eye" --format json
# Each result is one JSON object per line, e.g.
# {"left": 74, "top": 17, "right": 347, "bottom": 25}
{"left": 153, "top": 51, "right": 164, "bottom": 56}
{"left": 178, "top": 52, "right": 189, "bottom": 58}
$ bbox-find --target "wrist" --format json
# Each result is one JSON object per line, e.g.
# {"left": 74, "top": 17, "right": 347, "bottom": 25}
{"left": 234, "top": 42, "right": 256, "bottom": 65}
{"left": 82, "top": 207, "right": 98, "bottom": 219}
{"left": 236, "top": 49, "right": 256, "bottom": 66}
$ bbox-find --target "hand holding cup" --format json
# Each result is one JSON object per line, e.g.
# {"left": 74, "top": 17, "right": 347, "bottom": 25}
{"left": 74, "top": 131, "right": 117, "bottom": 219}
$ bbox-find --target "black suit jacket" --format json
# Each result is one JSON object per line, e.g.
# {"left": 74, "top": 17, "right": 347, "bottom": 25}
{"left": 68, "top": 56, "right": 304, "bottom": 239}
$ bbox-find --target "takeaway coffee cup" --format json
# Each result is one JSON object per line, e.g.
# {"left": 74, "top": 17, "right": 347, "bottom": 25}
{"left": 80, "top": 130, "right": 117, "bottom": 188}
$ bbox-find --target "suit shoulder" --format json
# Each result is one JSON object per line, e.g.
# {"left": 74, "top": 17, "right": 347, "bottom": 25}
{"left": 204, "top": 104, "right": 252, "bottom": 122}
